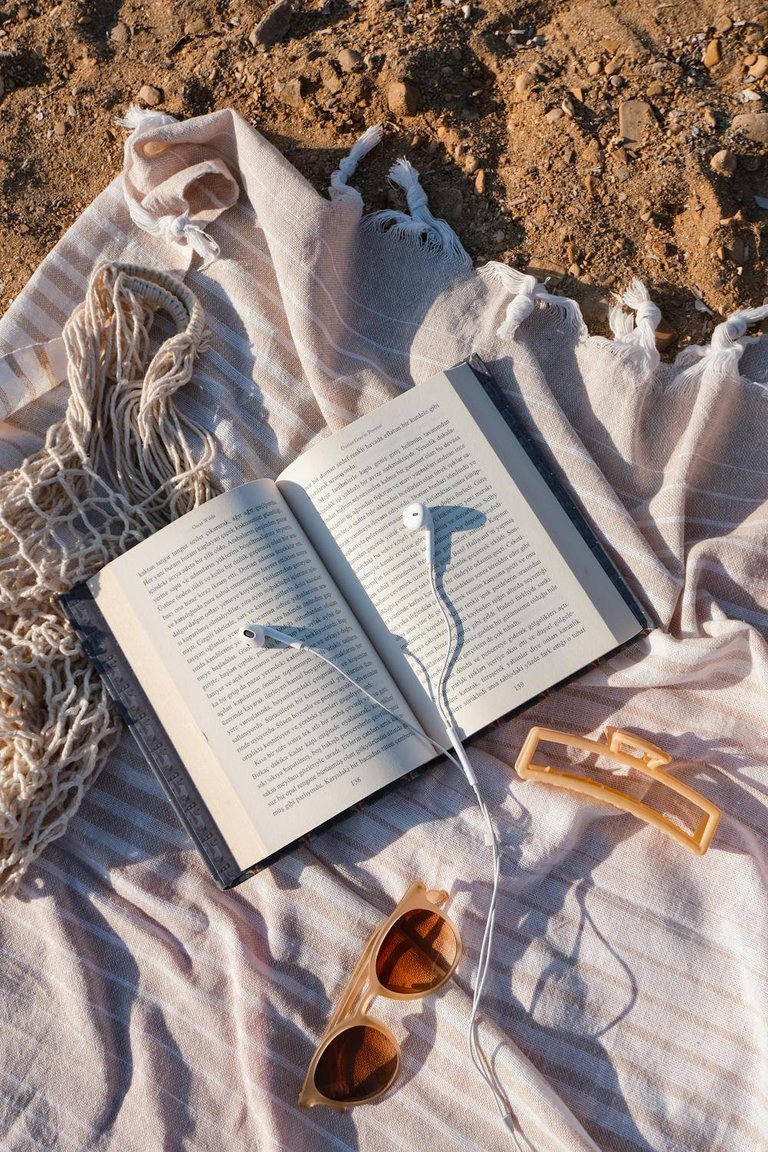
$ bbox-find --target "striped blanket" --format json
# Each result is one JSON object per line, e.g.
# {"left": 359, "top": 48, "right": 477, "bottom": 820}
{"left": 1, "top": 108, "right": 766, "bottom": 1152}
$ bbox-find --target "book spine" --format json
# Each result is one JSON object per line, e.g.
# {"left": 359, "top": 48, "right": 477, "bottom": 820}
{"left": 60, "top": 584, "right": 247, "bottom": 890}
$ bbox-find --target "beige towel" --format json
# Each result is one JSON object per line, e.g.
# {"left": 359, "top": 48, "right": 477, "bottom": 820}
{"left": 0, "top": 108, "right": 766, "bottom": 1151}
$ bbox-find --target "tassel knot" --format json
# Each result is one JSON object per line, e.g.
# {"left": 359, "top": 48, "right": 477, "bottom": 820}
{"left": 328, "top": 124, "right": 384, "bottom": 202}
{"left": 482, "top": 263, "right": 584, "bottom": 340}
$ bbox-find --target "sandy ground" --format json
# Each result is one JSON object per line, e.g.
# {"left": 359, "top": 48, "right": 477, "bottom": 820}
{"left": 0, "top": 0, "right": 766, "bottom": 349}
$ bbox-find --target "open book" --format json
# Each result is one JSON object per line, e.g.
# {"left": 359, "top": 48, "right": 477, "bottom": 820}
{"left": 63, "top": 357, "right": 648, "bottom": 887}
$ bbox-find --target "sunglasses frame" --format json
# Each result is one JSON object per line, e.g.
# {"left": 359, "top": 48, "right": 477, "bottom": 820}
{"left": 514, "top": 725, "right": 721, "bottom": 855}
{"left": 299, "top": 882, "right": 461, "bottom": 1110}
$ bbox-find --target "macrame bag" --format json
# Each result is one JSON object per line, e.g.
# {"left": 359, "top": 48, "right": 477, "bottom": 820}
{"left": 0, "top": 262, "right": 218, "bottom": 896}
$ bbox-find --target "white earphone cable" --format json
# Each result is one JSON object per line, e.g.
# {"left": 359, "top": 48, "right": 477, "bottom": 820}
{"left": 421, "top": 519, "right": 514, "bottom": 1138}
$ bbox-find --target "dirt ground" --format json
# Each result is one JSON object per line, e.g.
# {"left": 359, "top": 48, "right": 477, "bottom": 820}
{"left": 0, "top": 0, "right": 766, "bottom": 351}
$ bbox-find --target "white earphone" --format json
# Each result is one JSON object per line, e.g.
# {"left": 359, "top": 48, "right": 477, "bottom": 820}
{"left": 239, "top": 500, "right": 512, "bottom": 1138}
{"left": 240, "top": 624, "right": 304, "bottom": 650}
{"left": 402, "top": 500, "right": 434, "bottom": 565}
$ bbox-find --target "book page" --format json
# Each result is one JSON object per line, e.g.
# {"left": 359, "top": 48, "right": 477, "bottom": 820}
{"left": 88, "top": 480, "right": 430, "bottom": 868}
{"left": 278, "top": 367, "right": 642, "bottom": 741}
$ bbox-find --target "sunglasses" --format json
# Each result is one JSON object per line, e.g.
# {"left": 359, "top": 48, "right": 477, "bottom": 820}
{"left": 299, "top": 882, "right": 461, "bottom": 1109}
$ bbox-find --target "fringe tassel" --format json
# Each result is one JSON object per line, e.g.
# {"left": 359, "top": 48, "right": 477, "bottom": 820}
{"left": 607, "top": 278, "right": 661, "bottom": 376}
{"left": 116, "top": 107, "right": 220, "bottom": 266}
{"left": 115, "top": 104, "right": 178, "bottom": 131}
{"left": 481, "top": 262, "right": 585, "bottom": 339}
{"left": 674, "top": 303, "right": 768, "bottom": 389}
{"left": 328, "top": 125, "right": 383, "bottom": 203}
{"left": 363, "top": 158, "right": 471, "bottom": 267}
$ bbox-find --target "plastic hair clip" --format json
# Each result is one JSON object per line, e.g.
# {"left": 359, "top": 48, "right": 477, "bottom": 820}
{"left": 514, "top": 726, "right": 721, "bottom": 855}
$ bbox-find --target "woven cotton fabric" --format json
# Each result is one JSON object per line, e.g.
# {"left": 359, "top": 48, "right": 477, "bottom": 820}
{"left": 0, "top": 108, "right": 766, "bottom": 1152}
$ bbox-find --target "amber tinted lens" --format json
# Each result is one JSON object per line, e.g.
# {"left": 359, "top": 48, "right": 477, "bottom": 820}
{"left": 314, "top": 1024, "right": 399, "bottom": 1102}
{"left": 375, "top": 908, "right": 458, "bottom": 994}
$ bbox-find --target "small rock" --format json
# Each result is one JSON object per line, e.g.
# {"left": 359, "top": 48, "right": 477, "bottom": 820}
{"left": 338, "top": 48, "right": 363, "bottom": 73}
{"left": 109, "top": 21, "right": 130, "bottom": 44}
{"left": 321, "top": 67, "right": 342, "bottom": 94}
{"left": 616, "top": 166, "right": 630, "bottom": 182}
{"left": 16, "top": 3, "right": 29, "bottom": 18}
{"left": 744, "top": 53, "right": 758, "bottom": 67}
{"left": 619, "top": 98, "right": 655, "bottom": 146}
{"left": 731, "top": 112, "right": 768, "bottom": 144}
{"left": 53, "top": 119, "right": 67, "bottom": 137}
{"left": 474, "top": 168, "right": 486, "bottom": 194}
{"left": 464, "top": 152, "right": 479, "bottom": 174}
{"left": 586, "top": 61, "right": 601, "bottom": 76}
{"left": 250, "top": 0, "right": 292, "bottom": 47}
{"left": 739, "top": 89, "right": 762, "bottom": 103}
{"left": 703, "top": 39, "right": 722, "bottom": 68}
{"left": 545, "top": 107, "right": 564, "bottom": 123}
{"left": 568, "top": 262, "right": 581, "bottom": 276}
{"left": 646, "top": 80, "right": 665, "bottom": 97}
{"left": 526, "top": 257, "right": 567, "bottom": 285}
{"left": 138, "top": 84, "right": 163, "bottom": 107}
{"left": 714, "top": 14, "right": 733, "bottom": 33}
{"left": 703, "top": 107, "right": 717, "bottom": 128}
{"left": 387, "top": 80, "right": 420, "bottom": 116}
{"left": 710, "top": 147, "right": 737, "bottom": 175}
{"left": 655, "top": 317, "right": 677, "bottom": 351}
{"left": 275, "top": 77, "right": 305, "bottom": 109}
{"left": 514, "top": 72, "right": 535, "bottom": 95}
{"left": 604, "top": 53, "right": 623, "bottom": 77}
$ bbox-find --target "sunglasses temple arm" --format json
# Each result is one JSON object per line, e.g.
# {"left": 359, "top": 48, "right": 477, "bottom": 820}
{"left": 322, "top": 927, "right": 381, "bottom": 1036}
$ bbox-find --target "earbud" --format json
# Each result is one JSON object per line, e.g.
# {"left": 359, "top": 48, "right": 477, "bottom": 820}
{"left": 239, "top": 624, "right": 304, "bottom": 650}
{"left": 402, "top": 501, "right": 434, "bottom": 567}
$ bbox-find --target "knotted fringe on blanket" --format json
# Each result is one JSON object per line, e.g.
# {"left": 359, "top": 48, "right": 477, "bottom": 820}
{"left": 0, "top": 263, "right": 218, "bottom": 897}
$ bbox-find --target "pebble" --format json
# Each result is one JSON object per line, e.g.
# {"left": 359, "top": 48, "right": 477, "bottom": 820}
{"left": 545, "top": 107, "right": 564, "bottom": 122}
{"left": 250, "top": 0, "right": 293, "bottom": 47}
{"left": 53, "top": 120, "right": 67, "bottom": 137}
{"left": 604, "top": 53, "right": 623, "bottom": 77}
{"left": 586, "top": 61, "right": 601, "bottom": 76}
{"left": 138, "top": 84, "right": 163, "bottom": 106}
{"left": 714, "top": 14, "right": 733, "bottom": 33}
{"left": 748, "top": 55, "right": 768, "bottom": 79}
{"left": 474, "top": 168, "right": 486, "bottom": 194}
{"left": 275, "top": 77, "right": 305, "bottom": 109}
{"left": 731, "top": 112, "right": 768, "bottom": 144}
{"left": 526, "top": 257, "right": 566, "bottom": 285}
{"left": 387, "top": 80, "right": 420, "bottom": 116}
{"left": 109, "top": 22, "right": 130, "bottom": 44}
{"left": 704, "top": 39, "right": 722, "bottom": 68}
{"left": 338, "top": 48, "right": 363, "bottom": 73}
{"left": 710, "top": 147, "right": 737, "bottom": 174}
{"left": 514, "top": 72, "right": 535, "bottom": 95}
{"left": 655, "top": 317, "right": 677, "bottom": 351}
{"left": 619, "top": 98, "right": 655, "bottom": 147}
{"left": 464, "top": 152, "right": 479, "bottom": 174}
{"left": 321, "top": 67, "right": 342, "bottom": 94}
{"left": 646, "top": 80, "right": 665, "bottom": 97}
{"left": 703, "top": 107, "right": 717, "bottom": 128}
